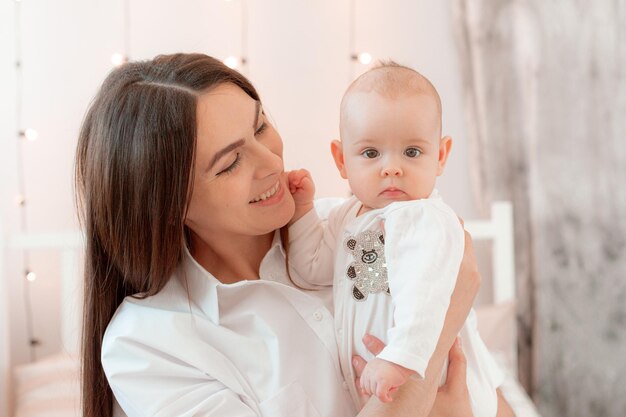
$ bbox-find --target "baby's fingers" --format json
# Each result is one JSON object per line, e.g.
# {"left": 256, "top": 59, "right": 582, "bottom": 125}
{"left": 376, "top": 382, "right": 393, "bottom": 403}
{"left": 353, "top": 356, "right": 371, "bottom": 398}
{"left": 287, "top": 170, "right": 302, "bottom": 186}
{"left": 359, "top": 369, "right": 375, "bottom": 397}
{"left": 352, "top": 356, "right": 367, "bottom": 378}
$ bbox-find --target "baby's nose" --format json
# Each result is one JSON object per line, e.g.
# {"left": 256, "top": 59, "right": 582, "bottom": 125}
{"left": 381, "top": 166, "right": 402, "bottom": 177}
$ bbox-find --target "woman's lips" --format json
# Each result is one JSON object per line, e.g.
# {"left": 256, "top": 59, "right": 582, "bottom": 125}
{"left": 250, "top": 181, "right": 285, "bottom": 206}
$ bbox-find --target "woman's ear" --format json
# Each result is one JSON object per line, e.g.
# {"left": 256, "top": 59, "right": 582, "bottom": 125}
{"left": 437, "top": 136, "right": 453, "bottom": 176}
{"left": 330, "top": 140, "right": 348, "bottom": 179}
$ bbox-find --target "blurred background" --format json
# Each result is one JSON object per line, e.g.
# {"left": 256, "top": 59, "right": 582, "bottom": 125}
{"left": 1, "top": 0, "right": 625, "bottom": 416}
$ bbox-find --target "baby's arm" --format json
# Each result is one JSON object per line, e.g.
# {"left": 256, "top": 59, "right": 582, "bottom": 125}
{"left": 367, "top": 202, "right": 465, "bottom": 402}
{"left": 286, "top": 169, "right": 340, "bottom": 287}
{"left": 288, "top": 169, "right": 315, "bottom": 224}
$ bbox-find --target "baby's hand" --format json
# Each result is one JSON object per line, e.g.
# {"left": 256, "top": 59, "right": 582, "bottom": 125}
{"left": 288, "top": 169, "right": 315, "bottom": 205}
{"left": 287, "top": 169, "right": 315, "bottom": 224}
{"left": 360, "top": 358, "right": 414, "bottom": 403}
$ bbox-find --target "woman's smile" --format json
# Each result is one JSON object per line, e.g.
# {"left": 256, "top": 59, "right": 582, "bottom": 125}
{"left": 249, "top": 179, "right": 285, "bottom": 206}
{"left": 249, "top": 180, "right": 281, "bottom": 203}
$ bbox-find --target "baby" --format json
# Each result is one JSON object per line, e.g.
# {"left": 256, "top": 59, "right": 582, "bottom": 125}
{"left": 287, "top": 62, "right": 503, "bottom": 415}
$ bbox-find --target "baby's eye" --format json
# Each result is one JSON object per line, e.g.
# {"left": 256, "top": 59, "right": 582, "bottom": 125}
{"left": 361, "top": 149, "right": 379, "bottom": 159}
{"left": 404, "top": 147, "right": 421, "bottom": 158}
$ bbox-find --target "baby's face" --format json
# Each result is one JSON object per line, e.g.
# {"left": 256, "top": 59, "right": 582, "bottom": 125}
{"left": 337, "top": 91, "right": 448, "bottom": 210}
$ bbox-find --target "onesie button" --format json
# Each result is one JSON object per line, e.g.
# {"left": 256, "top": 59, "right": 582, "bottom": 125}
{"left": 313, "top": 311, "right": 323, "bottom": 321}
{"left": 342, "top": 381, "right": 349, "bottom": 390}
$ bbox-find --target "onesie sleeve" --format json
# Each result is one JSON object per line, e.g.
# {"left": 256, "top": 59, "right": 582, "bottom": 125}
{"left": 376, "top": 202, "right": 465, "bottom": 378}
{"left": 287, "top": 204, "right": 341, "bottom": 288}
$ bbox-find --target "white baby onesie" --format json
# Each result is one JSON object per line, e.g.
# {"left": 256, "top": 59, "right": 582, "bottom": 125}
{"left": 288, "top": 192, "right": 504, "bottom": 416}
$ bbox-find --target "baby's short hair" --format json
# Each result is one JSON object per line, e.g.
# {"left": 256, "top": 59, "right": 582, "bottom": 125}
{"left": 340, "top": 60, "right": 442, "bottom": 135}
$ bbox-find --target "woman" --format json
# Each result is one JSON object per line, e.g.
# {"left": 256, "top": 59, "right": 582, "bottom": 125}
{"left": 75, "top": 53, "right": 497, "bottom": 417}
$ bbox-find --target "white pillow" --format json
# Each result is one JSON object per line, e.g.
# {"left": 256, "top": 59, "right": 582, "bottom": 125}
{"left": 475, "top": 300, "right": 517, "bottom": 374}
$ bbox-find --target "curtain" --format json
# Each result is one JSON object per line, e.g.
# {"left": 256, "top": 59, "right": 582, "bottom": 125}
{"left": 453, "top": 1, "right": 626, "bottom": 416}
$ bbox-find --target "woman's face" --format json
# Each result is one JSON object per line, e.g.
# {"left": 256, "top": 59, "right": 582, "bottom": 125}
{"left": 185, "top": 83, "right": 295, "bottom": 242}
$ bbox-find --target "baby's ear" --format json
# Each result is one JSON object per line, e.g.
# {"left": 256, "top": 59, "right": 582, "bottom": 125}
{"left": 437, "top": 136, "right": 453, "bottom": 176}
{"left": 330, "top": 140, "right": 348, "bottom": 179}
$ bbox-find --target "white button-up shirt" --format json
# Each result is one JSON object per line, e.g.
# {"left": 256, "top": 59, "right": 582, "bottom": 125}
{"left": 102, "top": 231, "right": 357, "bottom": 417}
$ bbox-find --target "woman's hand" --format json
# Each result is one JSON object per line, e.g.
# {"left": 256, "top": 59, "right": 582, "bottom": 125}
{"left": 352, "top": 335, "right": 474, "bottom": 417}
{"left": 457, "top": 217, "right": 481, "bottom": 296}
{"left": 428, "top": 337, "right": 474, "bottom": 417}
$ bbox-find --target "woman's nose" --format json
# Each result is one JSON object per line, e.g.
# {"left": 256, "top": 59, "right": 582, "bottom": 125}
{"left": 252, "top": 140, "right": 283, "bottom": 179}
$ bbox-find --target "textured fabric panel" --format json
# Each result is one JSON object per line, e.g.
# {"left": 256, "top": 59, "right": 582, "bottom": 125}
{"left": 453, "top": 1, "right": 626, "bottom": 416}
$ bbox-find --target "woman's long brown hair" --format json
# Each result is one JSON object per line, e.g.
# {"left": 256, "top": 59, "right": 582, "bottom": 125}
{"left": 74, "top": 54, "right": 259, "bottom": 417}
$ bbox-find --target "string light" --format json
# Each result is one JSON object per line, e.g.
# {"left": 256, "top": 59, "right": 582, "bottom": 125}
{"left": 14, "top": 0, "right": 39, "bottom": 361}
{"left": 19, "top": 128, "right": 38, "bottom": 141}
{"left": 222, "top": 0, "right": 248, "bottom": 73}
{"left": 351, "top": 52, "right": 373, "bottom": 65}
{"left": 118, "top": 0, "right": 131, "bottom": 65}
{"left": 223, "top": 56, "right": 246, "bottom": 69}
{"left": 111, "top": 53, "right": 127, "bottom": 67}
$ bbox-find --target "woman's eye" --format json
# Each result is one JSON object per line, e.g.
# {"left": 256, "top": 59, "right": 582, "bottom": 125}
{"left": 217, "top": 153, "right": 241, "bottom": 176}
{"left": 404, "top": 147, "right": 421, "bottom": 158}
{"left": 255, "top": 122, "right": 267, "bottom": 136}
{"left": 362, "top": 149, "right": 379, "bottom": 159}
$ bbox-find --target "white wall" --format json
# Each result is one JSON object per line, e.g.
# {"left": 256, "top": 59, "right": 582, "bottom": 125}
{"left": 1, "top": 0, "right": 478, "bottom": 372}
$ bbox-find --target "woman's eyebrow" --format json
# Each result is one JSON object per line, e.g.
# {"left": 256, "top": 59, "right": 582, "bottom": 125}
{"left": 253, "top": 100, "right": 261, "bottom": 128}
{"left": 207, "top": 138, "right": 245, "bottom": 171}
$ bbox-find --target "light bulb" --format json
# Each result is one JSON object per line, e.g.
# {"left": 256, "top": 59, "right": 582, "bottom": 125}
{"left": 20, "top": 128, "right": 38, "bottom": 141}
{"left": 223, "top": 56, "right": 241, "bottom": 69}
{"left": 357, "top": 52, "right": 372, "bottom": 65}
{"left": 111, "top": 53, "right": 127, "bottom": 67}
{"left": 26, "top": 271, "right": 37, "bottom": 282}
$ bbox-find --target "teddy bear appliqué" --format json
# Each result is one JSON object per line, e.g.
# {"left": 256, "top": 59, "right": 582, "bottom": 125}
{"left": 343, "top": 230, "right": 390, "bottom": 301}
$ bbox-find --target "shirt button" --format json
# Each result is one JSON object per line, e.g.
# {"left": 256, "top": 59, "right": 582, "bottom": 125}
{"left": 313, "top": 311, "right": 323, "bottom": 321}
{"left": 342, "top": 381, "right": 349, "bottom": 390}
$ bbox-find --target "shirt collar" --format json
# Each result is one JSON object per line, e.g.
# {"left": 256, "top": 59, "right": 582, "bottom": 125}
{"left": 177, "top": 230, "right": 285, "bottom": 324}
{"left": 271, "top": 228, "right": 286, "bottom": 258}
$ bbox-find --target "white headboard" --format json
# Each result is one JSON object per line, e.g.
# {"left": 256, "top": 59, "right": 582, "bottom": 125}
{"left": 464, "top": 201, "right": 516, "bottom": 304}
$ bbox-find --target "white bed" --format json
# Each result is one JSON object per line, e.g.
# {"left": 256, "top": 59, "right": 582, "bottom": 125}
{"left": 9, "top": 201, "right": 542, "bottom": 417}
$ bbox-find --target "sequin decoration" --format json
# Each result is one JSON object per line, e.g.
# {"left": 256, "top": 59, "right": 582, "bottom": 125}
{"left": 343, "top": 230, "right": 389, "bottom": 301}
